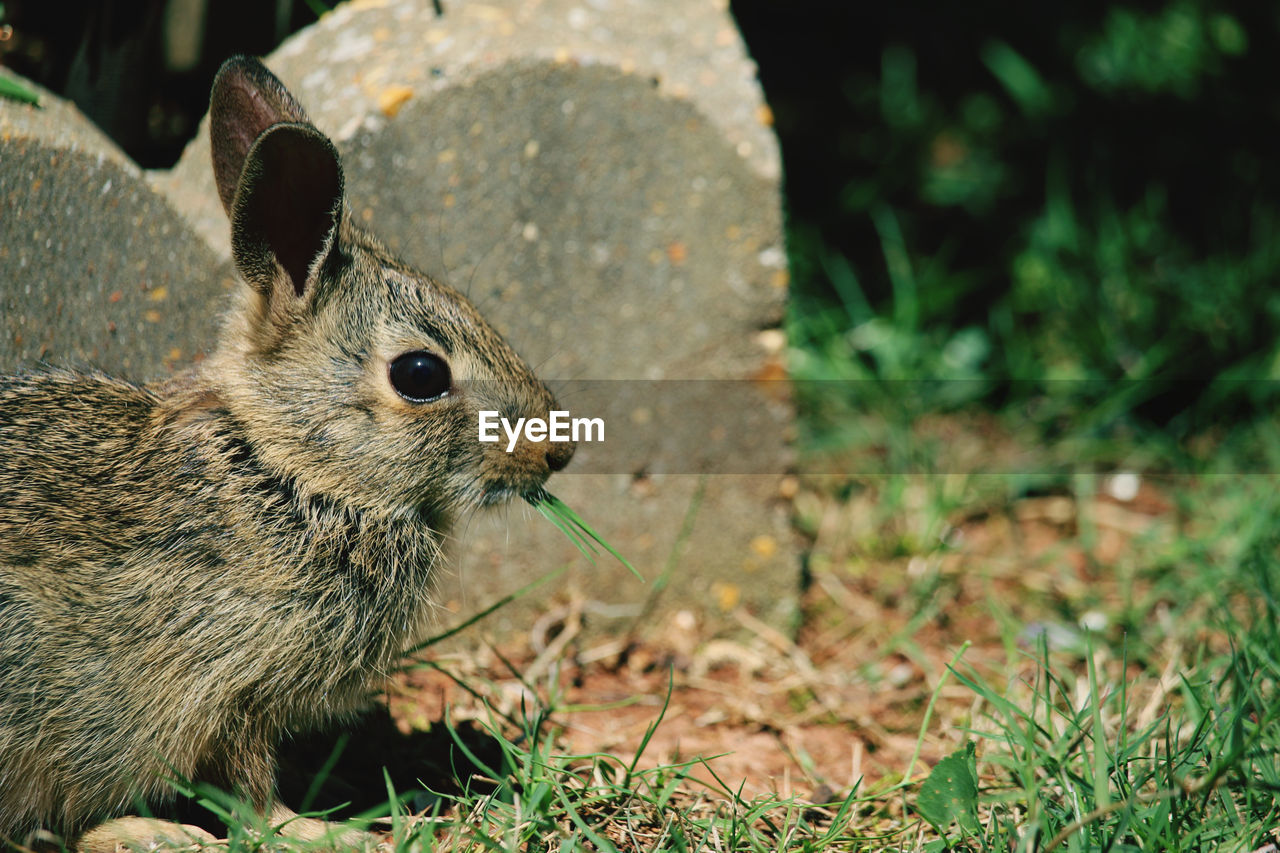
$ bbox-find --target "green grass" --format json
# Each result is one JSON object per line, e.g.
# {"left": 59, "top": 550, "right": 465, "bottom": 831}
{"left": 160, "top": 632, "right": 1278, "bottom": 851}
{"left": 526, "top": 490, "right": 643, "bottom": 582}
{"left": 761, "top": 131, "right": 1280, "bottom": 846}
{"left": 137, "top": 465, "right": 1279, "bottom": 852}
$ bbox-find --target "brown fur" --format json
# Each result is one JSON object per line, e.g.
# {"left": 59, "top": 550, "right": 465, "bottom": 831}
{"left": 0, "top": 56, "right": 572, "bottom": 844}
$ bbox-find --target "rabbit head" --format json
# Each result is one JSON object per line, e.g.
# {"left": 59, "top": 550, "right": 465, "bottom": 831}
{"left": 205, "top": 57, "right": 573, "bottom": 525}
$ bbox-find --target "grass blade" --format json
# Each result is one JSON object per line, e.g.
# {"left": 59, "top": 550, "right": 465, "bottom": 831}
{"left": 527, "top": 490, "right": 644, "bottom": 581}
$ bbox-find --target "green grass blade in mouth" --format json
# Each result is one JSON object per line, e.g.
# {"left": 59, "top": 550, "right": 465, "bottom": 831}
{"left": 526, "top": 490, "right": 644, "bottom": 582}
{"left": 532, "top": 496, "right": 595, "bottom": 559}
{"left": 544, "top": 493, "right": 643, "bottom": 581}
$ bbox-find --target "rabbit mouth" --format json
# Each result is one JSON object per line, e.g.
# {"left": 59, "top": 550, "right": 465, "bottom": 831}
{"left": 471, "top": 474, "right": 552, "bottom": 508}
{"left": 477, "top": 484, "right": 543, "bottom": 507}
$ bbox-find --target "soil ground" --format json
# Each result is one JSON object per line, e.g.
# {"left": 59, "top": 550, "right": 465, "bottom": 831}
{"left": 299, "top": 467, "right": 1183, "bottom": 824}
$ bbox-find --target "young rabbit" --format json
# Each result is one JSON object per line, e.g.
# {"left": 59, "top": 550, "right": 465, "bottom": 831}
{"left": 0, "top": 56, "right": 574, "bottom": 847}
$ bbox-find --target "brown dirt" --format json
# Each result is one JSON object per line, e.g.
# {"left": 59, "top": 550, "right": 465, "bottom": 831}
{"left": 380, "top": 470, "right": 1181, "bottom": 808}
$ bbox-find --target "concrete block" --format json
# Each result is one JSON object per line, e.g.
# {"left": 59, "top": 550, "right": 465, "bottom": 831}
{"left": 0, "top": 67, "right": 234, "bottom": 377}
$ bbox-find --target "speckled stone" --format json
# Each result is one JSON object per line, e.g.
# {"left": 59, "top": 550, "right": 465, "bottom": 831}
{"left": 153, "top": 0, "right": 779, "bottom": 259}
{"left": 172, "top": 0, "right": 799, "bottom": 637}
{"left": 0, "top": 69, "right": 235, "bottom": 378}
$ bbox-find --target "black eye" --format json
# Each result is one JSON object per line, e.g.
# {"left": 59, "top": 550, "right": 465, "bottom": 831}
{"left": 389, "top": 351, "right": 451, "bottom": 402}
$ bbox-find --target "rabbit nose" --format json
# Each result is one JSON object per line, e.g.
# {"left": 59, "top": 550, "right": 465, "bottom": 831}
{"left": 546, "top": 441, "right": 575, "bottom": 472}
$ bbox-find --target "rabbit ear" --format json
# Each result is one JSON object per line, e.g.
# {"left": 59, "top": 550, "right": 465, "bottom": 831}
{"left": 210, "top": 56, "right": 311, "bottom": 217}
{"left": 230, "top": 122, "right": 343, "bottom": 303}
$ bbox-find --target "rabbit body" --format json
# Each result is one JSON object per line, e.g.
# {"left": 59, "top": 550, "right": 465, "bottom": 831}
{"left": 0, "top": 367, "right": 440, "bottom": 834}
{"left": 0, "top": 57, "right": 571, "bottom": 841}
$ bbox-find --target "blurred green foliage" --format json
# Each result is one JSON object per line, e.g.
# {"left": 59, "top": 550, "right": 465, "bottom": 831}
{"left": 737, "top": 2, "right": 1280, "bottom": 452}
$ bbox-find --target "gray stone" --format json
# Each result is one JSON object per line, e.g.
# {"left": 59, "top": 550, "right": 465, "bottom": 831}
{"left": 153, "top": 0, "right": 780, "bottom": 260}
{"left": 0, "top": 67, "right": 234, "bottom": 378}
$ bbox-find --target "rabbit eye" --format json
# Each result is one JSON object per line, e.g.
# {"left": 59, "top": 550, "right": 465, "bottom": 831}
{"left": 389, "top": 351, "right": 451, "bottom": 402}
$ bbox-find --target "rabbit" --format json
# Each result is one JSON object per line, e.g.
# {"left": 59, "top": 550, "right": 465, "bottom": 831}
{"left": 0, "top": 55, "right": 575, "bottom": 848}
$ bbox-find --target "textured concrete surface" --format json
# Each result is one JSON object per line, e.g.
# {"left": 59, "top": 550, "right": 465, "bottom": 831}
{"left": 153, "top": 0, "right": 779, "bottom": 259}
{"left": 8, "top": 0, "right": 798, "bottom": 639}
{"left": 0, "top": 68, "right": 234, "bottom": 378}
